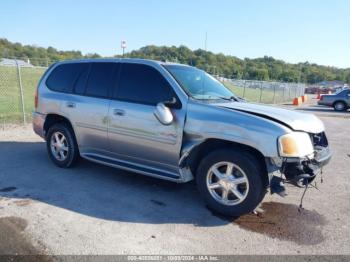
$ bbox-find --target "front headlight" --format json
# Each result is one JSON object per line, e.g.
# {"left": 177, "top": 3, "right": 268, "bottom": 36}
{"left": 278, "top": 132, "right": 314, "bottom": 158}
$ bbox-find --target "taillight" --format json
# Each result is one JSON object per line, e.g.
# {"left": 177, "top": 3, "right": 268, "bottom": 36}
{"left": 34, "top": 88, "right": 38, "bottom": 109}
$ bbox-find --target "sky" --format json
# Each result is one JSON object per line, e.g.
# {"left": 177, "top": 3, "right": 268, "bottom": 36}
{"left": 1, "top": 0, "right": 350, "bottom": 68}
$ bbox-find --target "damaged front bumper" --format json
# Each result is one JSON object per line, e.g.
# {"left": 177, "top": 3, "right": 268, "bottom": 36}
{"left": 283, "top": 146, "right": 331, "bottom": 185}
{"left": 270, "top": 145, "right": 331, "bottom": 195}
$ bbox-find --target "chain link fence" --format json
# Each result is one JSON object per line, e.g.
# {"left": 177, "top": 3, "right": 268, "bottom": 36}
{"left": 0, "top": 59, "right": 47, "bottom": 125}
{"left": 221, "top": 78, "right": 305, "bottom": 104}
{"left": 0, "top": 58, "right": 305, "bottom": 125}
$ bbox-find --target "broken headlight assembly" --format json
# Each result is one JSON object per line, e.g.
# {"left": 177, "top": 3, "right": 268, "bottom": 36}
{"left": 278, "top": 132, "right": 314, "bottom": 158}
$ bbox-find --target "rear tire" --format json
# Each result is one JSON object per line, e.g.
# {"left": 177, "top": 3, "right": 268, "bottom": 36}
{"left": 333, "top": 101, "right": 347, "bottom": 111}
{"left": 196, "top": 149, "right": 267, "bottom": 217}
{"left": 46, "top": 123, "right": 79, "bottom": 168}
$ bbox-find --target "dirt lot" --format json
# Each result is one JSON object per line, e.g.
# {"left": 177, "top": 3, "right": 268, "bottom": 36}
{"left": 0, "top": 103, "right": 349, "bottom": 255}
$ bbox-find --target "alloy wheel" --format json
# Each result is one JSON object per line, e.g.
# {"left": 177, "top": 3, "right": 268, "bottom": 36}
{"left": 50, "top": 131, "right": 69, "bottom": 161}
{"left": 206, "top": 161, "right": 249, "bottom": 206}
{"left": 335, "top": 102, "right": 345, "bottom": 111}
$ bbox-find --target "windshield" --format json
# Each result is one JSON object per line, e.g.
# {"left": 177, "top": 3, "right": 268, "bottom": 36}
{"left": 164, "top": 65, "right": 236, "bottom": 100}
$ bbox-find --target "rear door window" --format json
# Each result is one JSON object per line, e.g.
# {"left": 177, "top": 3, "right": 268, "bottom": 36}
{"left": 85, "top": 63, "right": 117, "bottom": 98}
{"left": 73, "top": 63, "right": 90, "bottom": 95}
{"left": 116, "top": 63, "right": 174, "bottom": 105}
{"left": 46, "top": 63, "right": 87, "bottom": 93}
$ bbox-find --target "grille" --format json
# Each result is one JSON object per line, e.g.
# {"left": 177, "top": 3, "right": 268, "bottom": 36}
{"left": 310, "top": 132, "right": 328, "bottom": 147}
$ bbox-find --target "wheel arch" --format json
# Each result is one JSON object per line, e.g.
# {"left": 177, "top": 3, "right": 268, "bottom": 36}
{"left": 183, "top": 138, "right": 269, "bottom": 186}
{"left": 332, "top": 100, "right": 347, "bottom": 107}
{"left": 43, "top": 114, "right": 75, "bottom": 139}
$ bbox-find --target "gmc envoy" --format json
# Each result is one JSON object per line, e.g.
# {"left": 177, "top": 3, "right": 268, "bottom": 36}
{"left": 33, "top": 59, "right": 331, "bottom": 217}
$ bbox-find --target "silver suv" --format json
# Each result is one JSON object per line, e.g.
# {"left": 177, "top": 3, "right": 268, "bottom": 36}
{"left": 33, "top": 59, "right": 331, "bottom": 217}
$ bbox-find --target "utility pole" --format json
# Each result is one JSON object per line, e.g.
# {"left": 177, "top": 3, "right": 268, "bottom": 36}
{"left": 121, "top": 40, "right": 127, "bottom": 57}
{"left": 205, "top": 32, "right": 208, "bottom": 72}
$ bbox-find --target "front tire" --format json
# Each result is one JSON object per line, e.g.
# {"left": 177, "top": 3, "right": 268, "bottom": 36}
{"left": 196, "top": 149, "right": 266, "bottom": 217}
{"left": 46, "top": 123, "right": 79, "bottom": 168}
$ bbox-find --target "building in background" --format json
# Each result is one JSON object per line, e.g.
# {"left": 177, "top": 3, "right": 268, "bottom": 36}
{"left": 0, "top": 58, "right": 33, "bottom": 67}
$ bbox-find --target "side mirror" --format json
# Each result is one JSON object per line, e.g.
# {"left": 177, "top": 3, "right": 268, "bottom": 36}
{"left": 154, "top": 102, "right": 174, "bottom": 125}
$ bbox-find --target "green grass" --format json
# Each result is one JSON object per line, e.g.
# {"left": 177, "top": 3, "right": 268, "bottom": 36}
{"left": 0, "top": 66, "right": 46, "bottom": 123}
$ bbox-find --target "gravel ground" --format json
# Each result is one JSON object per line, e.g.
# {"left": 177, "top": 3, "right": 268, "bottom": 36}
{"left": 0, "top": 104, "right": 349, "bottom": 255}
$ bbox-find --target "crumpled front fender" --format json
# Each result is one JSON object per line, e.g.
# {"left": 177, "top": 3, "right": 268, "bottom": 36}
{"left": 180, "top": 100, "right": 291, "bottom": 166}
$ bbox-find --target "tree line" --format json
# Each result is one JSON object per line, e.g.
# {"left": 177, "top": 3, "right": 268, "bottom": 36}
{"left": 123, "top": 46, "right": 350, "bottom": 84}
{"left": 0, "top": 38, "right": 101, "bottom": 66}
{"left": 1, "top": 38, "right": 349, "bottom": 84}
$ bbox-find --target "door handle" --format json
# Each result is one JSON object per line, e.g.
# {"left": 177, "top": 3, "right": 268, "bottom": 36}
{"left": 113, "top": 109, "right": 125, "bottom": 116}
{"left": 66, "top": 102, "right": 76, "bottom": 108}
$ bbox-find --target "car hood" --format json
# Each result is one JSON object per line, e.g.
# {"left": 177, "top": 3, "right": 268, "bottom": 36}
{"left": 213, "top": 102, "right": 325, "bottom": 134}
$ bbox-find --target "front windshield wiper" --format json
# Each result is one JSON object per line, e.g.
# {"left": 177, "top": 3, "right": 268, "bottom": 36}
{"left": 215, "top": 96, "right": 237, "bottom": 101}
{"left": 192, "top": 95, "right": 238, "bottom": 101}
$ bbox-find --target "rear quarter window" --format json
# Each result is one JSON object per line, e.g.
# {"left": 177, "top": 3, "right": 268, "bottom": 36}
{"left": 46, "top": 63, "right": 88, "bottom": 93}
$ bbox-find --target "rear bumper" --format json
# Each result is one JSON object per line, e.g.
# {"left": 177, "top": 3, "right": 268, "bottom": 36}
{"left": 32, "top": 111, "right": 46, "bottom": 139}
